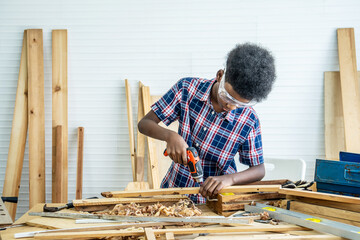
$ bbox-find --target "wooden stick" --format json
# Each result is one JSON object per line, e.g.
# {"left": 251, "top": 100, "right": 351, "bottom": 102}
{"left": 33, "top": 225, "right": 306, "bottom": 239}
{"left": 52, "top": 29, "right": 68, "bottom": 203}
{"left": 101, "top": 185, "right": 281, "bottom": 198}
{"left": 278, "top": 188, "right": 360, "bottom": 204}
{"left": 337, "top": 28, "right": 360, "bottom": 153}
{"left": 2, "top": 30, "right": 28, "bottom": 221}
{"left": 76, "top": 127, "right": 84, "bottom": 199}
{"left": 53, "top": 125, "right": 63, "bottom": 202}
{"left": 142, "top": 85, "right": 160, "bottom": 189}
{"left": 165, "top": 232, "right": 175, "bottom": 240}
{"left": 125, "top": 79, "right": 137, "bottom": 181}
{"left": 27, "top": 29, "right": 45, "bottom": 208}
{"left": 136, "top": 82, "right": 146, "bottom": 182}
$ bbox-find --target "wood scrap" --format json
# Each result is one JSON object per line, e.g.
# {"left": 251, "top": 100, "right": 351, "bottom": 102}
{"left": 102, "top": 185, "right": 281, "bottom": 198}
{"left": 2, "top": 30, "right": 28, "bottom": 221}
{"left": 27, "top": 29, "right": 46, "bottom": 208}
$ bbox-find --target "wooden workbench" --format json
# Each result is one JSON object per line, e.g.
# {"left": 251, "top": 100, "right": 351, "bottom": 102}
{"left": 1, "top": 203, "right": 344, "bottom": 240}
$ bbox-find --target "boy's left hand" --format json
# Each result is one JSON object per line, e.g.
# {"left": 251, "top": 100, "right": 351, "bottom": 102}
{"left": 199, "top": 175, "right": 234, "bottom": 199}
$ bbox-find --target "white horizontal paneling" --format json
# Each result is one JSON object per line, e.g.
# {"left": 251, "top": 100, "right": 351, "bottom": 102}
{"left": 1, "top": 0, "right": 360, "bottom": 219}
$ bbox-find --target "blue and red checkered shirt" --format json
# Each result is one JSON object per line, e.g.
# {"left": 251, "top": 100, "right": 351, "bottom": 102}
{"left": 151, "top": 77, "right": 264, "bottom": 203}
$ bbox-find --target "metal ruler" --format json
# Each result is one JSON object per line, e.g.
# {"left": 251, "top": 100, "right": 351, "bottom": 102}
{"left": 245, "top": 203, "right": 360, "bottom": 240}
{"left": 29, "top": 211, "right": 256, "bottom": 225}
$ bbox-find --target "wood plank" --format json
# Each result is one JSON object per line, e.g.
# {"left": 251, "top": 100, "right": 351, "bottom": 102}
{"left": 125, "top": 79, "right": 137, "bottom": 181}
{"left": 102, "top": 185, "right": 281, "bottom": 198}
{"left": 53, "top": 125, "right": 63, "bottom": 203}
{"left": 145, "top": 228, "right": 156, "bottom": 240}
{"left": 193, "top": 234, "right": 342, "bottom": 240}
{"left": 136, "top": 82, "right": 146, "bottom": 182}
{"left": 73, "top": 195, "right": 188, "bottom": 207}
{"left": 220, "top": 192, "right": 285, "bottom": 202}
{"left": 52, "top": 29, "right": 68, "bottom": 203}
{"left": 287, "top": 196, "right": 360, "bottom": 212}
{"left": 2, "top": 30, "right": 28, "bottom": 221}
{"left": 76, "top": 127, "right": 84, "bottom": 199}
{"left": 33, "top": 225, "right": 306, "bottom": 239}
{"left": 337, "top": 28, "right": 360, "bottom": 153}
{"left": 278, "top": 188, "right": 360, "bottom": 204}
{"left": 283, "top": 200, "right": 360, "bottom": 224}
{"left": 27, "top": 29, "right": 45, "bottom": 208}
{"left": 142, "top": 85, "right": 160, "bottom": 189}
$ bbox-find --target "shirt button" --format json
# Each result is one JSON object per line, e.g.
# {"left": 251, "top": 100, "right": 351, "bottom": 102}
{"left": 203, "top": 127, "right": 207, "bottom": 131}
{"left": 211, "top": 111, "right": 215, "bottom": 115}
{"left": 195, "top": 143, "right": 199, "bottom": 147}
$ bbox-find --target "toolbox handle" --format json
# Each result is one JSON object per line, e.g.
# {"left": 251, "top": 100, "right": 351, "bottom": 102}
{"left": 344, "top": 169, "right": 360, "bottom": 183}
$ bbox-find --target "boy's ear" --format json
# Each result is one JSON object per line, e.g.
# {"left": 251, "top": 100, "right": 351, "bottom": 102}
{"left": 216, "top": 69, "right": 224, "bottom": 82}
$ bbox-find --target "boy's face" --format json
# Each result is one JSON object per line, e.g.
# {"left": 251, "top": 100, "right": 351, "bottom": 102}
{"left": 217, "top": 74, "right": 256, "bottom": 111}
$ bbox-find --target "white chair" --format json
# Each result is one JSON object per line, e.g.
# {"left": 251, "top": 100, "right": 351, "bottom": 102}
{"left": 236, "top": 157, "right": 306, "bottom": 181}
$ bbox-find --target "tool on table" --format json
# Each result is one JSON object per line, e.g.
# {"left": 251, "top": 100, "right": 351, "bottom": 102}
{"left": 164, "top": 147, "right": 203, "bottom": 183}
{"left": 43, "top": 197, "right": 98, "bottom": 212}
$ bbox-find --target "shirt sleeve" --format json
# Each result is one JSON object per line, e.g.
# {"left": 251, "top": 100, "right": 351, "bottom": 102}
{"left": 238, "top": 117, "right": 264, "bottom": 166}
{"left": 151, "top": 78, "right": 184, "bottom": 126}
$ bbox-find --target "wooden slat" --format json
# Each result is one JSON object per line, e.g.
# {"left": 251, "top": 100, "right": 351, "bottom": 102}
{"left": 33, "top": 225, "right": 306, "bottom": 239}
{"left": 136, "top": 82, "right": 146, "bottom": 182}
{"left": 287, "top": 196, "right": 360, "bottom": 212}
{"left": 220, "top": 192, "right": 285, "bottom": 202}
{"left": 76, "top": 127, "right": 84, "bottom": 199}
{"left": 165, "top": 232, "right": 175, "bottom": 240}
{"left": 125, "top": 79, "right": 137, "bottom": 181}
{"left": 101, "top": 185, "right": 281, "bottom": 198}
{"left": 53, "top": 125, "right": 63, "bottom": 203}
{"left": 279, "top": 188, "right": 360, "bottom": 204}
{"left": 27, "top": 29, "right": 45, "bottom": 208}
{"left": 52, "top": 29, "right": 68, "bottom": 203}
{"left": 145, "top": 228, "right": 156, "bottom": 240}
{"left": 337, "top": 28, "right": 360, "bottom": 153}
{"left": 142, "top": 86, "right": 160, "bottom": 189}
{"left": 2, "top": 30, "right": 28, "bottom": 220}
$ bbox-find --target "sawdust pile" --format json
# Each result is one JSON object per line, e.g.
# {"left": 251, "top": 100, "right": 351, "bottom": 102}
{"left": 105, "top": 199, "right": 202, "bottom": 217}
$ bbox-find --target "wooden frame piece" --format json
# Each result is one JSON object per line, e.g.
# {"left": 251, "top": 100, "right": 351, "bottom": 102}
{"left": 2, "top": 30, "right": 28, "bottom": 220}
{"left": 102, "top": 185, "right": 281, "bottom": 198}
{"left": 52, "top": 29, "right": 68, "bottom": 203}
{"left": 27, "top": 29, "right": 45, "bottom": 208}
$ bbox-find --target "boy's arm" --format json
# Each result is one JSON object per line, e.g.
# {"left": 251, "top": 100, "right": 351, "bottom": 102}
{"left": 199, "top": 163, "right": 265, "bottom": 198}
{"left": 138, "top": 110, "right": 189, "bottom": 165}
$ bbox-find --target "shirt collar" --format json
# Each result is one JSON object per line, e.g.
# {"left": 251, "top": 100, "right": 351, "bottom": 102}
{"left": 194, "top": 78, "right": 235, "bottom": 123}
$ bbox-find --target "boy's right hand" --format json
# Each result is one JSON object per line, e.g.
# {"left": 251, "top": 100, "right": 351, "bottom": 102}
{"left": 165, "top": 131, "right": 189, "bottom": 165}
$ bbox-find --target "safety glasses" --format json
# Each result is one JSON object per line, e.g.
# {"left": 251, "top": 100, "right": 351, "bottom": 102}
{"left": 217, "top": 73, "right": 257, "bottom": 108}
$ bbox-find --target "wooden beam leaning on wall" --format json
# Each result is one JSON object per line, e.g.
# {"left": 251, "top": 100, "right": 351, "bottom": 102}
{"left": 125, "top": 79, "right": 137, "bottom": 181}
{"left": 27, "top": 29, "right": 46, "bottom": 208}
{"left": 136, "top": 82, "right": 146, "bottom": 182}
{"left": 337, "top": 28, "right": 360, "bottom": 154}
{"left": 52, "top": 29, "right": 68, "bottom": 203}
{"left": 2, "top": 30, "right": 28, "bottom": 220}
{"left": 141, "top": 85, "right": 160, "bottom": 189}
{"left": 76, "top": 127, "right": 84, "bottom": 199}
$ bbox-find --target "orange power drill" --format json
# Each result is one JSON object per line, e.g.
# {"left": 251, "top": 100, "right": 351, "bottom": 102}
{"left": 164, "top": 147, "right": 204, "bottom": 183}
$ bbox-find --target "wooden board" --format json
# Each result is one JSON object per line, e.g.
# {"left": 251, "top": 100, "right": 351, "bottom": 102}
{"left": 27, "top": 29, "right": 46, "bottom": 208}
{"left": 136, "top": 82, "right": 146, "bottom": 182}
{"left": 53, "top": 125, "right": 63, "bottom": 203}
{"left": 278, "top": 188, "right": 360, "bottom": 204}
{"left": 337, "top": 28, "right": 360, "bottom": 154}
{"left": 281, "top": 200, "right": 360, "bottom": 226}
{"left": 142, "top": 86, "right": 160, "bottom": 189}
{"left": 52, "top": 29, "right": 68, "bottom": 203}
{"left": 76, "top": 127, "right": 84, "bottom": 199}
{"left": 286, "top": 196, "right": 360, "bottom": 212}
{"left": 125, "top": 79, "right": 137, "bottom": 181}
{"left": 102, "top": 185, "right": 281, "bottom": 198}
{"left": 2, "top": 30, "right": 28, "bottom": 220}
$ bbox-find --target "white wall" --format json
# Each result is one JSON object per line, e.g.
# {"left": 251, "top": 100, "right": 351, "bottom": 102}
{"left": 1, "top": 0, "right": 360, "bottom": 219}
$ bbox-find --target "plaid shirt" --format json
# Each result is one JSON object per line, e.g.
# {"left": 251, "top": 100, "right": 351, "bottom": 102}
{"left": 151, "top": 77, "right": 263, "bottom": 203}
